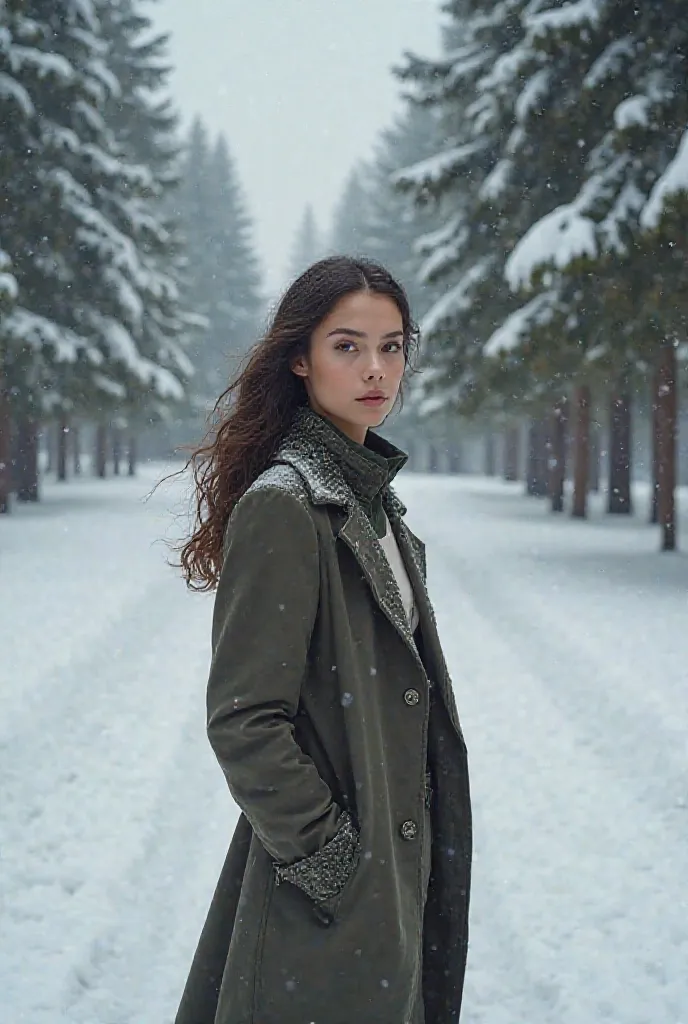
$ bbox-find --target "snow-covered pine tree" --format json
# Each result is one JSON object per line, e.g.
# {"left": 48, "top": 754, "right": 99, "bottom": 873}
{"left": 328, "top": 167, "right": 373, "bottom": 257}
{"left": 98, "top": 0, "right": 199, "bottom": 442}
{"left": 0, "top": 0, "right": 185, "bottom": 466}
{"left": 364, "top": 103, "right": 445, "bottom": 323}
{"left": 288, "top": 205, "right": 323, "bottom": 280}
{"left": 177, "top": 120, "right": 263, "bottom": 424}
{"left": 0, "top": 0, "right": 109, "bottom": 495}
{"left": 205, "top": 134, "right": 263, "bottom": 377}
{"left": 394, "top": 0, "right": 541, "bottom": 419}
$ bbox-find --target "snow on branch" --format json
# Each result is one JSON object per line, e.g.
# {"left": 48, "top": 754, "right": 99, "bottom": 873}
{"left": 515, "top": 69, "right": 550, "bottom": 122}
{"left": 98, "top": 317, "right": 143, "bottom": 372}
{"left": 417, "top": 225, "right": 470, "bottom": 283}
{"left": 0, "top": 272, "right": 17, "bottom": 302}
{"left": 140, "top": 361, "right": 185, "bottom": 401}
{"left": 10, "top": 45, "right": 74, "bottom": 82}
{"left": 0, "top": 72, "right": 34, "bottom": 117}
{"left": 506, "top": 204, "right": 597, "bottom": 289}
{"left": 525, "top": 0, "right": 602, "bottom": 37}
{"left": 72, "top": 0, "right": 99, "bottom": 32}
{"left": 0, "top": 247, "right": 17, "bottom": 302}
{"left": 465, "top": 93, "right": 498, "bottom": 136}
{"left": 444, "top": 48, "right": 491, "bottom": 91}
{"left": 600, "top": 181, "right": 645, "bottom": 250}
{"left": 479, "top": 43, "right": 532, "bottom": 95}
{"left": 640, "top": 130, "right": 688, "bottom": 230}
{"left": 480, "top": 159, "right": 512, "bottom": 201}
{"left": 103, "top": 268, "right": 144, "bottom": 328}
{"left": 4, "top": 309, "right": 87, "bottom": 361}
{"left": 415, "top": 214, "right": 466, "bottom": 256}
{"left": 483, "top": 290, "right": 558, "bottom": 356}
{"left": 614, "top": 95, "right": 650, "bottom": 131}
{"left": 393, "top": 140, "right": 487, "bottom": 191}
{"left": 407, "top": 364, "right": 460, "bottom": 418}
{"left": 583, "top": 37, "right": 634, "bottom": 90}
{"left": 421, "top": 260, "right": 491, "bottom": 335}
{"left": 92, "top": 372, "right": 127, "bottom": 399}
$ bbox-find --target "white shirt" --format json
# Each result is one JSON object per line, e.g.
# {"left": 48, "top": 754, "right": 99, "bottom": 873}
{"left": 378, "top": 512, "right": 420, "bottom": 633}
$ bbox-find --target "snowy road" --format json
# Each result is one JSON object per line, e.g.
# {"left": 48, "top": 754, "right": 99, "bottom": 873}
{"left": 1, "top": 467, "right": 687, "bottom": 1023}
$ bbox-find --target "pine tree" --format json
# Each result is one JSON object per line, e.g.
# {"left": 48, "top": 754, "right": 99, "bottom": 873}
{"left": 206, "top": 134, "right": 263, "bottom": 374}
{"left": 394, "top": 0, "right": 540, "bottom": 417}
{"left": 288, "top": 205, "right": 323, "bottom": 279}
{"left": 365, "top": 103, "right": 445, "bottom": 321}
{"left": 177, "top": 120, "right": 263, "bottom": 417}
{"left": 0, "top": 1, "right": 186, "bottom": 431}
{"left": 98, "top": 0, "right": 197, "bottom": 430}
{"left": 328, "top": 167, "right": 372, "bottom": 256}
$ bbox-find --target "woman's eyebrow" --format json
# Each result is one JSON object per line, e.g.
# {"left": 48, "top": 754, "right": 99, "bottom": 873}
{"left": 326, "top": 327, "right": 404, "bottom": 339}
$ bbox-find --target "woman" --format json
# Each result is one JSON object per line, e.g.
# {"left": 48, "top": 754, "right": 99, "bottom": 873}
{"left": 174, "top": 256, "right": 472, "bottom": 1024}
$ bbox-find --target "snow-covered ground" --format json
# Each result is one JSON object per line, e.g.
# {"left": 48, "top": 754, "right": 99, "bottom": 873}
{"left": 1, "top": 466, "right": 687, "bottom": 1023}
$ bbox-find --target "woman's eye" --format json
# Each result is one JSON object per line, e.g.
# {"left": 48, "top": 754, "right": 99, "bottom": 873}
{"left": 384, "top": 341, "right": 403, "bottom": 353}
{"left": 335, "top": 341, "right": 356, "bottom": 352}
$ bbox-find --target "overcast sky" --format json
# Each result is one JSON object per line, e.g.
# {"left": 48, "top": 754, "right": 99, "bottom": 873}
{"left": 153, "top": 0, "right": 441, "bottom": 295}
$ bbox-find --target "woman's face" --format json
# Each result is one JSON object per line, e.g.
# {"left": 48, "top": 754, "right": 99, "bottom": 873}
{"left": 291, "top": 290, "right": 406, "bottom": 443}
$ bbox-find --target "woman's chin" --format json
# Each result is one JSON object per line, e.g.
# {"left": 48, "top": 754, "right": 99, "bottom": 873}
{"left": 352, "top": 402, "right": 390, "bottom": 426}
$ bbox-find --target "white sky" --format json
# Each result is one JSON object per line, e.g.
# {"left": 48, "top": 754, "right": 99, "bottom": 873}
{"left": 153, "top": 0, "right": 441, "bottom": 295}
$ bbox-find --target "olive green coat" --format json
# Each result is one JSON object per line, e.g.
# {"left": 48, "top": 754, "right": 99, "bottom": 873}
{"left": 174, "top": 408, "right": 472, "bottom": 1024}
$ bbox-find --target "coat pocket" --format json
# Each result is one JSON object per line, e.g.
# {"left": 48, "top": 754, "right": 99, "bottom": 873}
{"left": 274, "top": 809, "right": 361, "bottom": 925}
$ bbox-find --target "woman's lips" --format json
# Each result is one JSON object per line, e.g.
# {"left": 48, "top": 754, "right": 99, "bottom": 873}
{"left": 357, "top": 395, "right": 387, "bottom": 406}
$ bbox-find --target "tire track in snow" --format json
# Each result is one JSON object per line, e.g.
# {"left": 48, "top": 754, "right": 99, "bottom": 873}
{"left": 62, "top": 682, "right": 233, "bottom": 1024}
{"left": 0, "top": 538, "right": 219, "bottom": 1021}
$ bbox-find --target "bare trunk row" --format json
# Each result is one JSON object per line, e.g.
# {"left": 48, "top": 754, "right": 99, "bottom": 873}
{"left": 508, "top": 356, "right": 677, "bottom": 550}
{"left": 0, "top": 407, "right": 139, "bottom": 514}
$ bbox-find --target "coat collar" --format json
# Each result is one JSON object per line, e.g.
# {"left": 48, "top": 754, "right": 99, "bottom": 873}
{"left": 276, "top": 407, "right": 409, "bottom": 516}
{"left": 274, "top": 406, "right": 427, "bottom": 666}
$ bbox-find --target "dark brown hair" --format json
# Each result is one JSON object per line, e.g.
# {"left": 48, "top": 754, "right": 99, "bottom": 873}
{"left": 178, "top": 255, "right": 419, "bottom": 591}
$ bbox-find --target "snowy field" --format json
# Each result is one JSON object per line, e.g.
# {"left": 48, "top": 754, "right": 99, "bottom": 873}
{"left": 1, "top": 465, "right": 687, "bottom": 1024}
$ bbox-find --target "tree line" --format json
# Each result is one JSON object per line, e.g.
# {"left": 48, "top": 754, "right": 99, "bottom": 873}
{"left": 314, "top": 0, "right": 686, "bottom": 551}
{"left": 0, "top": 0, "right": 262, "bottom": 510}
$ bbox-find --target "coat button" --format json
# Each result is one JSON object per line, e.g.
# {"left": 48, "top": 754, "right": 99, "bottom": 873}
{"left": 403, "top": 688, "right": 420, "bottom": 706}
{"left": 400, "top": 819, "right": 418, "bottom": 841}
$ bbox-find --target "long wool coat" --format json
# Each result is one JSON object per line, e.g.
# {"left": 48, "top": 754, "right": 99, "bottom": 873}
{"left": 175, "top": 407, "right": 472, "bottom": 1024}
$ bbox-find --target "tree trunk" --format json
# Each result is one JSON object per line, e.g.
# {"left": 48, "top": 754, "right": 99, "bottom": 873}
{"left": 45, "top": 424, "right": 55, "bottom": 474}
{"left": 484, "top": 433, "right": 496, "bottom": 476}
{"left": 57, "top": 415, "right": 69, "bottom": 482}
{"left": 607, "top": 391, "right": 632, "bottom": 513}
{"left": 504, "top": 425, "right": 520, "bottom": 481}
{"left": 0, "top": 378, "right": 12, "bottom": 514}
{"left": 112, "top": 427, "right": 122, "bottom": 476}
{"left": 15, "top": 413, "right": 39, "bottom": 502}
{"left": 526, "top": 418, "right": 549, "bottom": 496}
{"left": 72, "top": 424, "right": 82, "bottom": 476}
{"left": 128, "top": 434, "right": 137, "bottom": 477}
{"left": 650, "top": 370, "right": 660, "bottom": 524}
{"left": 95, "top": 424, "right": 108, "bottom": 478}
{"left": 589, "top": 420, "right": 600, "bottom": 492}
{"left": 572, "top": 384, "right": 591, "bottom": 518}
{"left": 550, "top": 398, "right": 568, "bottom": 513}
{"left": 656, "top": 341, "right": 677, "bottom": 551}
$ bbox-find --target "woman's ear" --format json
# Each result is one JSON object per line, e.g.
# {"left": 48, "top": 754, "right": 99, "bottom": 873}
{"left": 291, "top": 355, "right": 309, "bottom": 378}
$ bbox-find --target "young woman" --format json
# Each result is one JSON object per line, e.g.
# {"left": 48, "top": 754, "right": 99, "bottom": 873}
{"left": 174, "top": 256, "right": 472, "bottom": 1024}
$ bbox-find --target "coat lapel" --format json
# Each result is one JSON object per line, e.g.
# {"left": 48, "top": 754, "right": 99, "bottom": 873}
{"left": 338, "top": 504, "right": 423, "bottom": 668}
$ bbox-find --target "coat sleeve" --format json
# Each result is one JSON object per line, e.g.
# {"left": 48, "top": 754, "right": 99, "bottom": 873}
{"left": 206, "top": 484, "right": 359, "bottom": 921}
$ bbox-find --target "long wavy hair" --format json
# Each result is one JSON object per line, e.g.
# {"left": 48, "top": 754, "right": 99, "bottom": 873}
{"left": 177, "top": 255, "right": 419, "bottom": 591}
